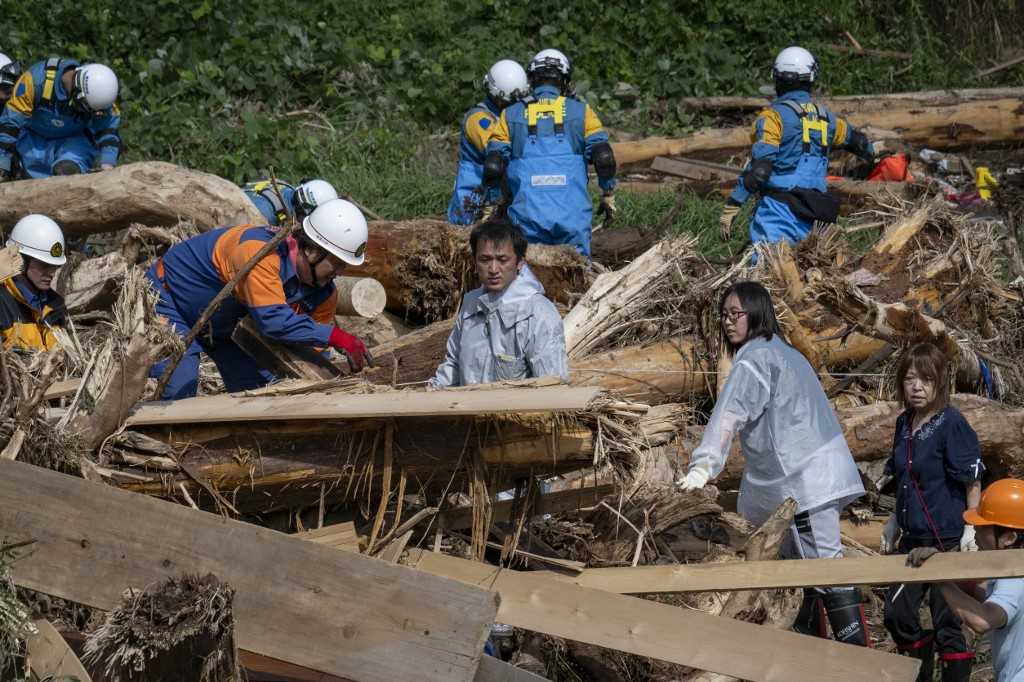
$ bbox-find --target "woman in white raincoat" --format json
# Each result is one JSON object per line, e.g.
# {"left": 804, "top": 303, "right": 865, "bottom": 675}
{"left": 677, "top": 281, "right": 868, "bottom": 645}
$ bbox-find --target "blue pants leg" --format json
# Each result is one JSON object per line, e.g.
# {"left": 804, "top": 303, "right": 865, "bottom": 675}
{"left": 16, "top": 131, "right": 97, "bottom": 178}
{"left": 206, "top": 339, "right": 275, "bottom": 393}
{"left": 748, "top": 195, "right": 814, "bottom": 245}
{"left": 147, "top": 276, "right": 204, "bottom": 400}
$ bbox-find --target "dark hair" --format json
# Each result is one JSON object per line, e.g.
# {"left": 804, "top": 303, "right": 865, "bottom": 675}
{"left": 469, "top": 218, "right": 527, "bottom": 261}
{"left": 895, "top": 342, "right": 950, "bottom": 413}
{"left": 995, "top": 526, "right": 1024, "bottom": 549}
{"left": 719, "top": 281, "right": 782, "bottom": 356}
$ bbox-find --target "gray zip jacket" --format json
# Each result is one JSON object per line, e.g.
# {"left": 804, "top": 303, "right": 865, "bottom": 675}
{"left": 428, "top": 264, "right": 568, "bottom": 388}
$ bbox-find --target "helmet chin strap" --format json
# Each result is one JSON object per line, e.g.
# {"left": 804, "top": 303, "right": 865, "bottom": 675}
{"left": 304, "top": 248, "right": 328, "bottom": 288}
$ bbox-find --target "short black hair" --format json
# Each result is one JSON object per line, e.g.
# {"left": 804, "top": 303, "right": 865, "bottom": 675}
{"left": 470, "top": 217, "right": 528, "bottom": 261}
{"left": 719, "top": 280, "right": 783, "bottom": 356}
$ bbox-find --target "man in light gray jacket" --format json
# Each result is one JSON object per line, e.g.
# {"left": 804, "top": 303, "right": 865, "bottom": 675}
{"left": 429, "top": 218, "right": 568, "bottom": 388}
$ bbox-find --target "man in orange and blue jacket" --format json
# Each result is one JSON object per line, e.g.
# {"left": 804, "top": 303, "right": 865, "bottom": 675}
{"left": 147, "top": 199, "right": 373, "bottom": 400}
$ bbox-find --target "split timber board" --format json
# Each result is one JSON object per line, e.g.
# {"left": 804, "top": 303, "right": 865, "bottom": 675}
{"left": 545, "top": 549, "right": 1024, "bottom": 594}
{"left": 406, "top": 550, "right": 919, "bottom": 682}
{"left": 126, "top": 385, "right": 604, "bottom": 426}
{"left": 0, "top": 459, "right": 497, "bottom": 682}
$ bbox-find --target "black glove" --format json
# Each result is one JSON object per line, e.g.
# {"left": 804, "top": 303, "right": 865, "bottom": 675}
{"left": 906, "top": 546, "right": 939, "bottom": 568}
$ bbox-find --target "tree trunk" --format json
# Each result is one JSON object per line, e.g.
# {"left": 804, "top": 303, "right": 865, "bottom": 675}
{"left": 334, "top": 276, "right": 386, "bottom": 318}
{"left": 0, "top": 162, "right": 263, "bottom": 237}
{"left": 345, "top": 219, "right": 591, "bottom": 322}
{"left": 569, "top": 337, "right": 711, "bottom": 403}
{"left": 675, "top": 87, "right": 1024, "bottom": 113}
{"left": 614, "top": 97, "right": 1024, "bottom": 165}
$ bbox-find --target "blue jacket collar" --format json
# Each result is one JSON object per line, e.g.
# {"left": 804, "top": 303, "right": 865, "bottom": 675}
{"left": 482, "top": 97, "right": 502, "bottom": 117}
{"left": 13, "top": 275, "right": 52, "bottom": 312}
{"left": 533, "top": 84, "right": 561, "bottom": 99}
{"left": 775, "top": 90, "right": 812, "bottom": 105}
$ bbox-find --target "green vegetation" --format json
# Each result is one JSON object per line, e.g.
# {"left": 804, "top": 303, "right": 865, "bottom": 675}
{"left": 3, "top": 0, "right": 1020, "bottom": 238}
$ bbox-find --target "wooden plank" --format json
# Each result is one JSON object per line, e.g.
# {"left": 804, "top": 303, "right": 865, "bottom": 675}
{"left": 0, "top": 459, "right": 497, "bottom": 682}
{"left": 126, "top": 385, "right": 603, "bottom": 426}
{"left": 475, "top": 656, "right": 551, "bottom": 682}
{"left": 300, "top": 520, "right": 362, "bottom": 553}
{"left": 651, "top": 156, "right": 741, "bottom": 181}
{"left": 407, "top": 551, "right": 919, "bottom": 682}
{"left": 232, "top": 316, "right": 342, "bottom": 381}
{"left": 441, "top": 483, "right": 615, "bottom": 530}
{"left": 26, "top": 619, "right": 92, "bottom": 681}
{"left": 549, "top": 549, "right": 1024, "bottom": 594}
{"left": 42, "top": 378, "right": 81, "bottom": 401}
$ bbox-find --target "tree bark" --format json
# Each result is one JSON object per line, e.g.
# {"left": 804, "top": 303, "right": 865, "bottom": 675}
{"left": 345, "top": 219, "right": 591, "bottom": 322}
{"left": 0, "top": 162, "right": 263, "bottom": 237}
{"left": 675, "top": 87, "right": 1024, "bottom": 113}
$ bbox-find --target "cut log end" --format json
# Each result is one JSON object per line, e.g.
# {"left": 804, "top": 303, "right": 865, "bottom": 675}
{"left": 335, "top": 276, "right": 387, "bottom": 319}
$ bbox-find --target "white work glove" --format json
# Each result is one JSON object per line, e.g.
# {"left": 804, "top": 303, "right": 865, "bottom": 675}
{"left": 719, "top": 203, "right": 741, "bottom": 241}
{"left": 100, "top": 163, "right": 115, "bottom": 171}
{"left": 879, "top": 514, "right": 899, "bottom": 555}
{"left": 676, "top": 467, "right": 710, "bottom": 491}
{"left": 960, "top": 524, "right": 978, "bottom": 552}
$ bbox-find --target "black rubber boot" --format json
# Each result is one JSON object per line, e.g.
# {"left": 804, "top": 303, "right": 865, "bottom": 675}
{"left": 939, "top": 654, "right": 972, "bottom": 682}
{"left": 793, "top": 588, "right": 828, "bottom": 638}
{"left": 823, "top": 589, "right": 871, "bottom": 646}
{"left": 898, "top": 633, "right": 935, "bottom": 682}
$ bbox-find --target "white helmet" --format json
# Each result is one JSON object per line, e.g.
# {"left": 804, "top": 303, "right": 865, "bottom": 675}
{"left": 7, "top": 214, "right": 67, "bottom": 266}
{"left": 772, "top": 46, "right": 818, "bottom": 83}
{"left": 302, "top": 199, "right": 368, "bottom": 266}
{"left": 0, "top": 53, "right": 21, "bottom": 89}
{"left": 294, "top": 179, "right": 339, "bottom": 217}
{"left": 483, "top": 59, "right": 528, "bottom": 104}
{"left": 527, "top": 48, "right": 572, "bottom": 82}
{"left": 71, "top": 63, "right": 119, "bottom": 113}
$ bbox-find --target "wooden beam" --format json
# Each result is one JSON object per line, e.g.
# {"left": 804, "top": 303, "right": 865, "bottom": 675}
{"left": 650, "top": 156, "right": 741, "bottom": 182}
{"left": 406, "top": 550, "right": 918, "bottom": 682}
{"left": 26, "top": 619, "right": 92, "bottom": 682}
{"left": 126, "top": 385, "right": 604, "bottom": 427}
{"left": 544, "top": 549, "right": 1024, "bottom": 594}
{"left": 0, "top": 459, "right": 497, "bottom": 682}
{"left": 232, "top": 316, "right": 342, "bottom": 381}
{"left": 43, "top": 378, "right": 81, "bottom": 401}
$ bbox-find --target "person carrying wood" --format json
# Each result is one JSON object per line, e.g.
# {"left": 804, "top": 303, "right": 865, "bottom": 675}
{"left": 146, "top": 198, "right": 372, "bottom": 399}
{"left": 0, "top": 214, "right": 67, "bottom": 351}
{"left": 0, "top": 58, "right": 121, "bottom": 180}
{"left": 908, "top": 478, "right": 1024, "bottom": 682}
{"left": 428, "top": 218, "right": 568, "bottom": 388}
{"left": 0, "top": 53, "right": 21, "bottom": 109}
{"left": 481, "top": 48, "right": 617, "bottom": 258}
{"left": 677, "top": 281, "right": 870, "bottom": 646}
{"left": 447, "top": 59, "right": 528, "bottom": 225}
{"left": 243, "top": 177, "right": 339, "bottom": 227}
{"left": 718, "top": 46, "right": 877, "bottom": 246}
{"left": 878, "top": 342, "right": 984, "bottom": 682}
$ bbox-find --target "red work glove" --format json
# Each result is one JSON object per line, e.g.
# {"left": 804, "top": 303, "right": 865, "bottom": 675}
{"left": 328, "top": 326, "right": 373, "bottom": 372}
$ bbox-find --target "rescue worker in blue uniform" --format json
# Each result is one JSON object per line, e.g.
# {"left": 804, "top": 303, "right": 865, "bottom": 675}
{"left": 147, "top": 199, "right": 373, "bottom": 400}
{"left": 483, "top": 49, "right": 617, "bottom": 258}
{"left": 719, "top": 47, "right": 876, "bottom": 246}
{"left": 0, "top": 214, "right": 67, "bottom": 351}
{"left": 0, "top": 54, "right": 22, "bottom": 109}
{"left": 447, "top": 60, "right": 528, "bottom": 225}
{"left": 242, "top": 178, "right": 339, "bottom": 226}
{"left": 0, "top": 59, "right": 121, "bottom": 180}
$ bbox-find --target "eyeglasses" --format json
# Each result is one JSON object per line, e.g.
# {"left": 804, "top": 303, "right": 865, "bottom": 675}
{"left": 722, "top": 309, "right": 747, "bottom": 323}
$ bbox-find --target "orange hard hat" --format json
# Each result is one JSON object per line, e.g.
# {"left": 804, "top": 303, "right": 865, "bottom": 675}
{"left": 964, "top": 479, "right": 1024, "bottom": 529}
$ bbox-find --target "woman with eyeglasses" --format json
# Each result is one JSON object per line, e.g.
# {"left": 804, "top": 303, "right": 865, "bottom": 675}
{"left": 677, "top": 280, "right": 868, "bottom": 646}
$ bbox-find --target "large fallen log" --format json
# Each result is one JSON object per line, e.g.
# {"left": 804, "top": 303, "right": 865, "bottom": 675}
{"left": 614, "top": 97, "right": 1024, "bottom": 165}
{"left": 0, "top": 459, "right": 498, "bottom": 682}
{"left": 0, "top": 162, "right": 263, "bottom": 237}
{"left": 346, "top": 219, "right": 590, "bottom": 322}
{"left": 675, "top": 87, "right": 1024, "bottom": 113}
{"left": 405, "top": 550, "right": 918, "bottom": 682}
{"left": 113, "top": 386, "right": 623, "bottom": 513}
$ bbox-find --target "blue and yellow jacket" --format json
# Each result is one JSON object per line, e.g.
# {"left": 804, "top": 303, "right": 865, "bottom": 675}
{"left": 0, "top": 275, "right": 66, "bottom": 351}
{"left": 0, "top": 58, "right": 122, "bottom": 172}
{"left": 447, "top": 99, "right": 501, "bottom": 224}
{"left": 153, "top": 225, "right": 337, "bottom": 346}
{"left": 488, "top": 84, "right": 614, "bottom": 192}
{"left": 729, "top": 90, "right": 863, "bottom": 204}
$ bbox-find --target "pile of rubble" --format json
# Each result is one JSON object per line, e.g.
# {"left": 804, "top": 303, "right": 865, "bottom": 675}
{"left": 2, "top": 88, "right": 1024, "bottom": 682}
